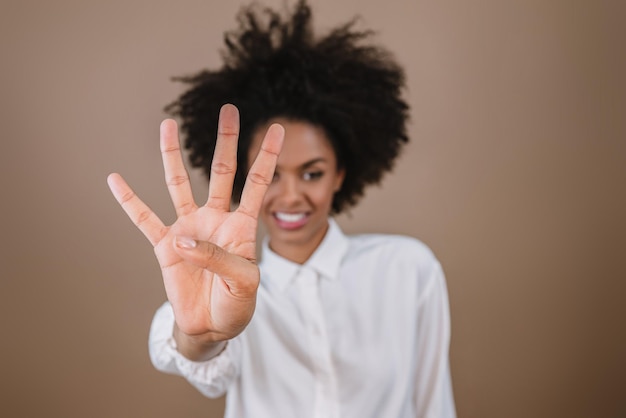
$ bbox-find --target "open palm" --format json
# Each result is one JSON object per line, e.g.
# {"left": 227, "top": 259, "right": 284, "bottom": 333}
{"left": 108, "top": 104, "right": 283, "bottom": 343}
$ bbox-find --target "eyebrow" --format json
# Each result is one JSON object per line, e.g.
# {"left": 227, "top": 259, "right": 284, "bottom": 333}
{"left": 276, "top": 157, "right": 328, "bottom": 171}
{"left": 300, "top": 158, "right": 327, "bottom": 169}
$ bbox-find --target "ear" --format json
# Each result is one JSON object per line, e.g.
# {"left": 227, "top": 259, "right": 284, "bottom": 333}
{"left": 334, "top": 167, "right": 346, "bottom": 192}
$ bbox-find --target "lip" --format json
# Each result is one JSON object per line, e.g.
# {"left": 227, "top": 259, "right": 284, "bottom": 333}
{"left": 272, "top": 211, "right": 310, "bottom": 230}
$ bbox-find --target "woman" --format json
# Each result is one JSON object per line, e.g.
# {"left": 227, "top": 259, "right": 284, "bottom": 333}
{"left": 108, "top": 2, "right": 455, "bottom": 417}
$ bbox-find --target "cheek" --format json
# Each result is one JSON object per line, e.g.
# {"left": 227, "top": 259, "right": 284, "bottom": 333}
{"left": 310, "top": 182, "right": 337, "bottom": 208}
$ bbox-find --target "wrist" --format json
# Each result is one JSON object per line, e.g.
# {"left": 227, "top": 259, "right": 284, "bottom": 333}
{"left": 173, "top": 324, "right": 228, "bottom": 361}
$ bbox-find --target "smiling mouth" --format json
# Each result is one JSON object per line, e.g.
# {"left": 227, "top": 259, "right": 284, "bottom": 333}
{"left": 273, "top": 212, "right": 309, "bottom": 230}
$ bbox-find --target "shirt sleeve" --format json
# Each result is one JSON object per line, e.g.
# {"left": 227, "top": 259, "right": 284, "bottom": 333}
{"left": 414, "top": 261, "right": 457, "bottom": 418}
{"left": 148, "top": 302, "right": 242, "bottom": 398}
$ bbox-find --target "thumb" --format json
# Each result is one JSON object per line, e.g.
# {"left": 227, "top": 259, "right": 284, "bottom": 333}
{"left": 173, "top": 236, "right": 259, "bottom": 296}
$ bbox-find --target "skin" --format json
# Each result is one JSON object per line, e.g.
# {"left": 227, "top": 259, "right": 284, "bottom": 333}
{"left": 249, "top": 119, "right": 345, "bottom": 264}
{"left": 108, "top": 108, "right": 345, "bottom": 361}
{"left": 107, "top": 104, "right": 284, "bottom": 360}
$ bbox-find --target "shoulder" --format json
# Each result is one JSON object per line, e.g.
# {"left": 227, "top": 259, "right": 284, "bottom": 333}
{"left": 347, "top": 232, "right": 437, "bottom": 258}
{"left": 345, "top": 232, "right": 441, "bottom": 273}
{"left": 340, "top": 232, "right": 447, "bottom": 306}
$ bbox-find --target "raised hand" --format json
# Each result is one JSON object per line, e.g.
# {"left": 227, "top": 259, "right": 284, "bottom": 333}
{"left": 108, "top": 104, "right": 283, "bottom": 357}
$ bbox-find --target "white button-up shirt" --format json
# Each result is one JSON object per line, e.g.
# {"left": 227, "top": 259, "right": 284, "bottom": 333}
{"left": 149, "top": 219, "right": 456, "bottom": 418}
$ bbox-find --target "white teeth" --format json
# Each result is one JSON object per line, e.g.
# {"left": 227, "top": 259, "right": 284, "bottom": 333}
{"left": 275, "top": 212, "right": 306, "bottom": 222}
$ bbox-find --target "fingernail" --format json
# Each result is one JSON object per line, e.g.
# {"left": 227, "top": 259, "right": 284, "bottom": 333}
{"left": 176, "top": 236, "right": 197, "bottom": 249}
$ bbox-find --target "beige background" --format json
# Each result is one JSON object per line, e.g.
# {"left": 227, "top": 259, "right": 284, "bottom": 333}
{"left": 1, "top": 0, "right": 624, "bottom": 417}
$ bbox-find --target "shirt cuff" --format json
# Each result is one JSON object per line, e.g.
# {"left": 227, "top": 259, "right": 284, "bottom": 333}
{"left": 148, "top": 302, "right": 241, "bottom": 398}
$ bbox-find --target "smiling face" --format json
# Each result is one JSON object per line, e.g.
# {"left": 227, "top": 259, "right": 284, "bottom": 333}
{"left": 248, "top": 119, "right": 345, "bottom": 264}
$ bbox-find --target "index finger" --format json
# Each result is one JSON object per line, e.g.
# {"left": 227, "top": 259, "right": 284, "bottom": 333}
{"left": 206, "top": 104, "right": 239, "bottom": 211}
{"left": 160, "top": 119, "right": 196, "bottom": 216}
{"left": 236, "top": 123, "right": 284, "bottom": 219}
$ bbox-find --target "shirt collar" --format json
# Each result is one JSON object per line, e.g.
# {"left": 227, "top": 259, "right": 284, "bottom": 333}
{"left": 260, "top": 218, "right": 349, "bottom": 292}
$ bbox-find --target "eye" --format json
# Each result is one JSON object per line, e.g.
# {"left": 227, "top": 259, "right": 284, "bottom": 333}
{"left": 303, "top": 171, "right": 324, "bottom": 181}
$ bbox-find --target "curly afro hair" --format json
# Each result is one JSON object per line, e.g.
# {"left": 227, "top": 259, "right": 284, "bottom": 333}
{"left": 166, "top": 0, "right": 409, "bottom": 214}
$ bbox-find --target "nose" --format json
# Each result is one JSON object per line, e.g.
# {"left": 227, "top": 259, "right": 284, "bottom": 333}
{"left": 275, "top": 175, "right": 303, "bottom": 206}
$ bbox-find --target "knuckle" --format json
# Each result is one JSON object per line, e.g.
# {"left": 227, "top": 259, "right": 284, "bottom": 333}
{"left": 120, "top": 190, "right": 135, "bottom": 204}
{"left": 161, "top": 145, "right": 180, "bottom": 154}
{"left": 211, "top": 161, "right": 236, "bottom": 176}
{"left": 177, "top": 201, "right": 195, "bottom": 214}
{"left": 134, "top": 210, "right": 151, "bottom": 226}
{"left": 236, "top": 204, "right": 257, "bottom": 219}
{"left": 206, "top": 196, "right": 230, "bottom": 209}
{"left": 161, "top": 259, "right": 183, "bottom": 270}
{"left": 166, "top": 175, "right": 188, "bottom": 187}
{"left": 203, "top": 243, "right": 223, "bottom": 267}
{"left": 247, "top": 171, "right": 269, "bottom": 186}
{"left": 217, "top": 130, "right": 238, "bottom": 140}
{"left": 260, "top": 144, "right": 280, "bottom": 157}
